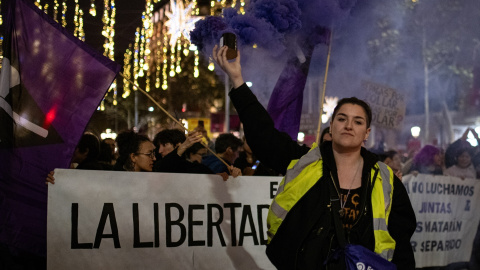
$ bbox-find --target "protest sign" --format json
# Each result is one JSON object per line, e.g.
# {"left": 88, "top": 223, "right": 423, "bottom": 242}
{"left": 47, "top": 169, "right": 281, "bottom": 269}
{"left": 403, "top": 174, "right": 480, "bottom": 268}
{"left": 361, "top": 81, "right": 406, "bottom": 130}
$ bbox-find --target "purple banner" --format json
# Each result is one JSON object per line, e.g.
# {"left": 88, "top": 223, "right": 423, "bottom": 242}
{"left": 0, "top": 0, "right": 120, "bottom": 256}
{"left": 266, "top": 29, "right": 330, "bottom": 140}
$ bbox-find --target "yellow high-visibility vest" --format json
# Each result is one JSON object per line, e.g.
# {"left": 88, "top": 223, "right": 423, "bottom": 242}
{"left": 266, "top": 145, "right": 396, "bottom": 261}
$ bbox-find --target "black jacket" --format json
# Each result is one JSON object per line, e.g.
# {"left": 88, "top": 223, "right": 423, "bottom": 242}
{"left": 230, "top": 83, "right": 416, "bottom": 269}
{"left": 154, "top": 149, "right": 213, "bottom": 174}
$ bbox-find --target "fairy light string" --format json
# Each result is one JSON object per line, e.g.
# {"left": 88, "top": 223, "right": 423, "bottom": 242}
{"left": 61, "top": 0, "right": 67, "bottom": 27}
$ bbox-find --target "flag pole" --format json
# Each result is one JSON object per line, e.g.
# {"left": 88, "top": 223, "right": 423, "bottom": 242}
{"left": 119, "top": 72, "right": 230, "bottom": 168}
{"left": 315, "top": 30, "right": 333, "bottom": 145}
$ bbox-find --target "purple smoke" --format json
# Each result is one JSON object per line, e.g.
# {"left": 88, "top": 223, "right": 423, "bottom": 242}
{"left": 245, "top": 0, "right": 302, "bottom": 33}
{"left": 190, "top": 0, "right": 359, "bottom": 86}
{"left": 191, "top": 0, "right": 359, "bottom": 139}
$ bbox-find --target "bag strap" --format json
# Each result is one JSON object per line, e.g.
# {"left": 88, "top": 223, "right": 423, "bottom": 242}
{"left": 328, "top": 177, "right": 347, "bottom": 248}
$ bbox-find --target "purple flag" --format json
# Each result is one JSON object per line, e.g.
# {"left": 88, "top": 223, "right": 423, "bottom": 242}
{"left": 0, "top": 0, "right": 120, "bottom": 257}
{"left": 267, "top": 28, "right": 330, "bottom": 140}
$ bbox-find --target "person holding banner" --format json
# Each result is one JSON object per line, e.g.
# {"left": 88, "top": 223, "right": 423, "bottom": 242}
{"left": 408, "top": 145, "right": 445, "bottom": 176}
{"left": 213, "top": 45, "right": 416, "bottom": 269}
{"left": 113, "top": 130, "right": 156, "bottom": 172}
{"left": 444, "top": 146, "right": 477, "bottom": 180}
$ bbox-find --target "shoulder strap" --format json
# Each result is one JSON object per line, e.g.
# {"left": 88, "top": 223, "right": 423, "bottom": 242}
{"left": 328, "top": 177, "right": 347, "bottom": 248}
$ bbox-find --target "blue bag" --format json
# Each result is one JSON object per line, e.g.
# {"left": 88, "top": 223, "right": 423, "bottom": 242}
{"left": 344, "top": 244, "right": 397, "bottom": 270}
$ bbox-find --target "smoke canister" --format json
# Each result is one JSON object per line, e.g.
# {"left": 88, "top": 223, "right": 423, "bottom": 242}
{"left": 220, "top": 32, "right": 237, "bottom": 60}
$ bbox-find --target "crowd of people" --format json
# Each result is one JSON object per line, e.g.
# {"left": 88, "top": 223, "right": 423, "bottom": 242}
{"left": 45, "top": 123, "right": 281, "bottom": 185}
{"left": 47, "top": 125, "right": 480, "bottom": 183}
{"left": 43, "top": 98, "right": 480, "bottom": 270}
{"left": 43, "top": 45, "right": 480, "bottom": 270}
{"left": 378, "top": 127, "right": 480, "bottom": 181}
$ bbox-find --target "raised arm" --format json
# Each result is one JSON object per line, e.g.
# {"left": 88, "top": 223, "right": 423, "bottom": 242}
{"left": 213, "top": 46, "right": 309, "bottom": 174}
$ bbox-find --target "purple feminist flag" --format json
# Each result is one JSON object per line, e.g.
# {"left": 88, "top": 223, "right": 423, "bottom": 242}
{"left": 0, "top": 0, "right": 120, "bottom": 256}
{"left": 267, "top": 28, "right": 330, "bottom": 140}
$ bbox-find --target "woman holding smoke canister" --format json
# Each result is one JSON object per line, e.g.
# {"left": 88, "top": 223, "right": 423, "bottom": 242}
{"left": 212, "top": 44, "right": 416, "bottom": 269}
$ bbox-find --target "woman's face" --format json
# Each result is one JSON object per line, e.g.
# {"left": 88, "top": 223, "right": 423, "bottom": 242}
{"left": 132, "top": 141, "right": 156, "bottom": 172}
{"left": 433, "top": 152, "right": 444, "bottom": 167}
{"left": 457, "top": 151, "right": 471, "bottom": 168}
{"left": 330, "top": 104, "right": 370, "bottom": 152}
{"left": 189, "top": 148, "right": 207, "bottom": 163}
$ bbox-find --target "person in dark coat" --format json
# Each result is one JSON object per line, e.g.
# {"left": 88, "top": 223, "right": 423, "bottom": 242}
{"left": 212, "top": 44, "right": 416, "bottom": 269}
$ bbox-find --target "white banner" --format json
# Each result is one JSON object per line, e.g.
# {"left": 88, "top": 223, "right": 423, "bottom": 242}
{"left": 403, "top": 174, "right": 480, "bottom": 268}
{"left": 47, "top": 169, "right": 281, "bottom": 269}
{"left": 48, "top": 170, "right": 480, "bottom": 269}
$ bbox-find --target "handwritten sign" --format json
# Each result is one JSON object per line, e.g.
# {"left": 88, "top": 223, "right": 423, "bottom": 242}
{"left": 361, "top": 81, "right": 406, "bottom": 130}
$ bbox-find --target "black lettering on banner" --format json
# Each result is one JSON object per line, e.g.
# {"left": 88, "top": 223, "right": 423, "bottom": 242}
{"left": 420, "top": 239, "right": 462, "bottom": 252}
{"left": 238, "top": 205, "right": 258, "bottom": 246}
{"left": 154, "top": 203, "right": 160, "bottom": 247}
{"left": 270, "top": 182, "right": 278, "bottom": 199}
{"left": 224, "top": 203, "right": 242, "bottom": 246}
{"left": 418, "top": 182, "right": 424, "bottom": 193}
{"left": 132, "top": 203, "right": 153, "bottom": 248}
{"left": 416, "top": 222, "right": 423, "bottom": 233}
{"left": 207, "top": 204, "right": 226, "bottom": 247}
{"left": 257, "top": 205, "right": 269, "bottom": 245}
{"left": 188, "top": 204, "right": 206, "bottom": 246}
{"left": 165, "top": 203, "right": 186, "bottom": 247}
{"left": 411, "top": 241, "right": 417, "bottom": 252}
{"left": 71, "top": 203, "right": 93, "bottom": 249}
{"left": 93, "top": 203, "right": 121, "bottom": 248}
{"left": 465, "top": 200, "right": 471, "bottom": 211}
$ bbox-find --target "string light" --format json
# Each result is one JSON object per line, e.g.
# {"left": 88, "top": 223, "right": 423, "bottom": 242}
{"left": 74, "top": 0, "right": 80, "bottom": 37}
{"left": 194, "top": 49, "right": 199, "bottom": 78}
{"left": 176, "top": 38, "right": 182, "bottom": 73}
{"left": 140, "top": 23, "right": 147, "bottom": 77}
{"left": 155, "top": 39, "right": 161, "bottom": 89}
{"left": 100, "top": 0, "right": 116, "bottom": 108}
{"left": 53, "top": 0, "right": 59, "bottom": 22}
{"left": 162, "top": 26, "right": 168, "bottom": 90}
{"left": 122, "top": 45, "right": 133, "bottom": 98}
{"left": 192, "top": 0, "right": 198, "bottom": 15}
{"left": 208, "top": 62, "right": 215, "bottom": 71}
{"left": 35, "top": 0, "right": 42, "bottom": 10}
{"left": 61, "top": 0, "right": 67, "bottom": 27}
{"left": 79, "top": 9, "right": 85, "bottom": 41}
{"left": 169, "top": 39, "right": 175, "bottom": 77}
{"left": 102, "top": 0, "right": 116, "bottom": 60}
{"left": 89, "top": 0, "right": 97, "bottom": 16}
{"left": 120, "top": 0, "right": 242, "bottom": 94}
{"left": 133, "top": 27, "right": 140, "bottom": 88}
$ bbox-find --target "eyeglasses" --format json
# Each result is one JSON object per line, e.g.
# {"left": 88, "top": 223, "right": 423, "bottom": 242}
{"left": 136, "top": 152, "right": 155, "bottom": 159}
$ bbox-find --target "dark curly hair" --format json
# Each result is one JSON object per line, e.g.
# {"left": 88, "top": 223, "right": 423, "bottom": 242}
{"left": 114, "top": 130, "right": 150, "bottom": 171}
